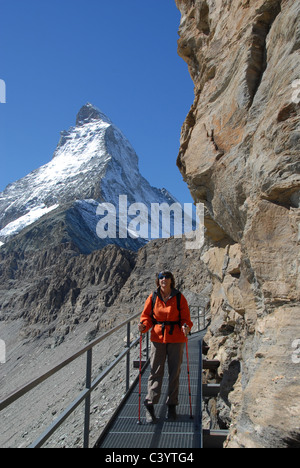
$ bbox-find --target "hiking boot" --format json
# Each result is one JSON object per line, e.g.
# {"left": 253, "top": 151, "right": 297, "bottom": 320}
{"left": 167, "top": 405, "right": 177, "bottom": 421}
{"left": 144, "top": 402, "right": 157, "bottom": 423}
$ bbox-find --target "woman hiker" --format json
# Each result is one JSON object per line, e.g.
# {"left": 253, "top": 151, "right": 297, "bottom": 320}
{"left": 138, "top": 270, "right": 193, "bottom": 422}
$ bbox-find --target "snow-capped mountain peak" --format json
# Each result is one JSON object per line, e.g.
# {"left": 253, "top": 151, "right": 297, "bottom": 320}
{"left": 0, "top": 103, "right": 181, "bottom": 251}
{"left": 75, "top": 102, "right": 113, "bottom": 127}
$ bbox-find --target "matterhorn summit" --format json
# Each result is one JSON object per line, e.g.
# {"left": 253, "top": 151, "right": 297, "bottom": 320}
{"left": 0, "top": 103, "right": 179, "bottom": 252}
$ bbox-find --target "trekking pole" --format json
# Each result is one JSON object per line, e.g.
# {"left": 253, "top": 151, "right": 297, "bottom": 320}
{"left": 184, "top": 325, "right": 193, "bottom": 419}
{"left": 137, "top": 330, "right": 143, "bottom": 425}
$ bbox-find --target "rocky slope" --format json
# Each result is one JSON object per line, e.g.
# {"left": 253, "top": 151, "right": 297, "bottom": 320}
{"left": 176, "top": 0, "right": 300, "bottom": 448}
{"left": 0, "top": 235, "right": 211, "bottom": 448}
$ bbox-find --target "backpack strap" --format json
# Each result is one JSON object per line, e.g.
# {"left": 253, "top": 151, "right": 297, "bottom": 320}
{"left": 151, "top": 290, "right": 158, "bottom": 315}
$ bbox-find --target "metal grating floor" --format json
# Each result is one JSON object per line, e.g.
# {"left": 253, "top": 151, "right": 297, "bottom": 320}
{"left": 96, "top": 332, "right": 204, "bottom": 449}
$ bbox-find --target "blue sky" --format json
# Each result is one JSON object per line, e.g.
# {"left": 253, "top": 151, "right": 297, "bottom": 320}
{"left": 0, "top": 0, "right": 195, "bottom": 204}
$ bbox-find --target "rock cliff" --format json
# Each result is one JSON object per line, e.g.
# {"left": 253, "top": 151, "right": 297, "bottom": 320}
{"left": 176, "top": 0, "right": 300, "bottom": 448}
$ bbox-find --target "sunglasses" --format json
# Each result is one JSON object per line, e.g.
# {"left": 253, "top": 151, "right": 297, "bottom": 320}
{"left": 158, "top": 273, "right": 172, "bottom": 280}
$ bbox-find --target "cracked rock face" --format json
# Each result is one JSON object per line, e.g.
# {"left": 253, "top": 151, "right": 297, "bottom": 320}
{"left": 176, "top": 0, "right": 300, "bottom": 448}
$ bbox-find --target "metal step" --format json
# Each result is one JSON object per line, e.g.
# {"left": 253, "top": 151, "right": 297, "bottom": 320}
{"left": 202, "top": 383, "right": 220, "bottom": 397}
{"left": 203, "top": 429, "right": 229, "bottom": 448}
{"left": 203, "top": 359, "right": 220, "bottom": 370}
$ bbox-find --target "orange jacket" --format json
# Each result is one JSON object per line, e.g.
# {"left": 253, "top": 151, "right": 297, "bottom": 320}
{"left": 140, "top": 289, "right": 193, "bottom": 344}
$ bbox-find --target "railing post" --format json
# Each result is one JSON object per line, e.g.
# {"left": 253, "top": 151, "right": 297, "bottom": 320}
{"left": 202, "top": 306, "right": 205, "bottom": 330}
{"left": 126, "top": 322, "right": 130, "bottom": 392}
{"left": 83, "top": 348, "right": 92, "bottom": 448}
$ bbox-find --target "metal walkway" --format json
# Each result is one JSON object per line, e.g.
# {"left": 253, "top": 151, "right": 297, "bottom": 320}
{"left": 96, "top": 332, "right": 204, "bottom": 449}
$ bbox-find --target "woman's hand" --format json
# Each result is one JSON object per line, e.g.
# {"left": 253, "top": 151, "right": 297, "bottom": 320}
{"left": 138, "top": 322, "right": 146, "bottom": 333}
{"left": 182, "top": 324, "right": 191, "bottom": 337}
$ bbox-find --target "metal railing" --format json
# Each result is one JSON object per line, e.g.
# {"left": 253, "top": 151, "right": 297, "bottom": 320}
{"left": 190, "top": 305, "right": 210, "bottom": 332}
{"left": 0, "top": 304, "right": 209, "bottom": 448}
{"left": 0, "top": 311, "right": 147, "bottom": 448}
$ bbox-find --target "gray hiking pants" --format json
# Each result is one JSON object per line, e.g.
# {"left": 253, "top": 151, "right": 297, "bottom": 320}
{"left": 145, "top": 342, "right": 185, "bottom": 406}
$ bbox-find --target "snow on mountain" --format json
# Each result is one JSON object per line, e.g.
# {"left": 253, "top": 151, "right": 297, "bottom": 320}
{"left": 0, "top": 103, "right": 186, "bottom": 251}
{"left": 0, "top": 204, "right": 59, "bottom": 238}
